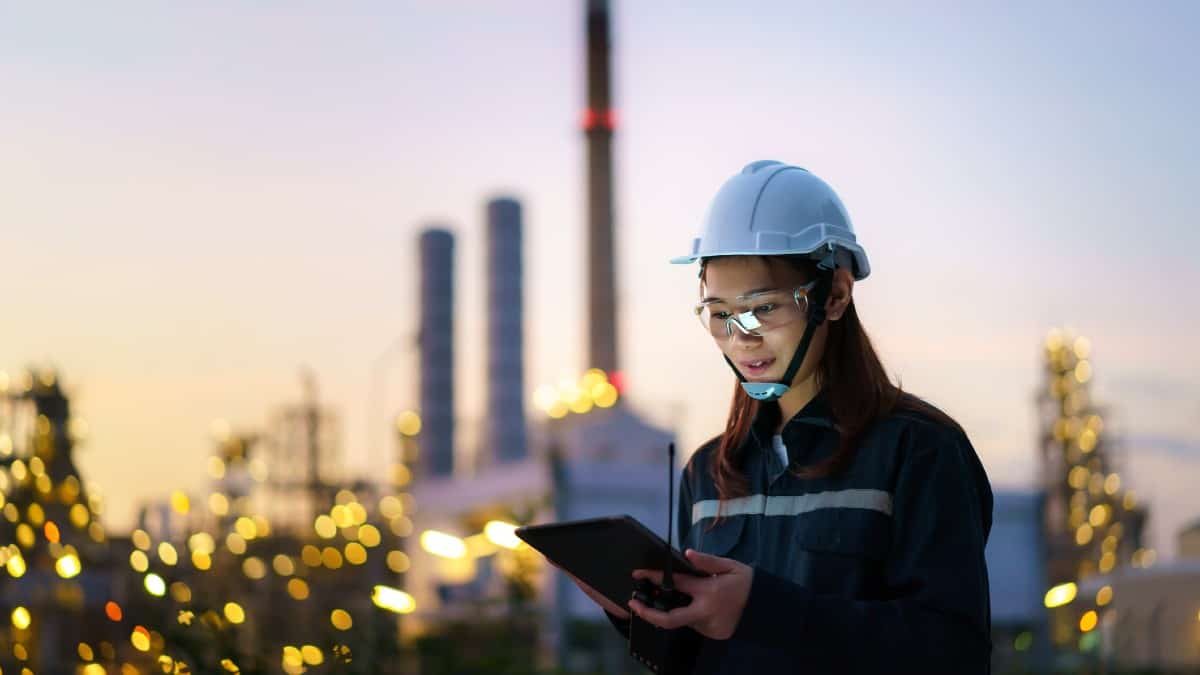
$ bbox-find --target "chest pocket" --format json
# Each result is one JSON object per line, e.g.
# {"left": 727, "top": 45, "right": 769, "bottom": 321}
{"left": 786, "top": 508, "right": 890, "bottom": 599}
{"left": 691, "top": 515, "right": 746, "bottom": 558}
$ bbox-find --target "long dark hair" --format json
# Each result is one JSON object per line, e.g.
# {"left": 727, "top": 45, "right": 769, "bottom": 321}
{"left": 700, "top": 255, "right": 961, "bottom": 505}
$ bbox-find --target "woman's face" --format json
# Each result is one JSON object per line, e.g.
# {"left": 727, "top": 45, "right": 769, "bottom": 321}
{"left": 700, "top": 256, "right": 827, "bottom": 386}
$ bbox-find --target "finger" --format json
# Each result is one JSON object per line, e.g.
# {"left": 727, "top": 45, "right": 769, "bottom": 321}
{"left": 670, "top": 573, "right": 705, "bottom": 595}
{"left": 631, "top": 569, "right": 663, "bottom": 585}
{"left": 685, "top": 548, "right": 737, "bottom": 574}
{"left": 629, "top": 598, "right": 706, "bottom": 630}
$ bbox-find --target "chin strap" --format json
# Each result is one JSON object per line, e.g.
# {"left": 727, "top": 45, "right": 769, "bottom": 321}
{"left": 725, "top": 253, "right": 837, "bottom": 401}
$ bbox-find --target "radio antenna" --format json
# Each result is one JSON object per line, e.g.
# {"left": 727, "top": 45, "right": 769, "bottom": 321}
{"left": 663, "top": 442, "right": 676, "bottom": 591}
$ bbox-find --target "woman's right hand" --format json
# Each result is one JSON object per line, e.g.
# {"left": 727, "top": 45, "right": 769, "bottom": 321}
{"left": 553, "top": 562, "right": 631, "bottom": 620}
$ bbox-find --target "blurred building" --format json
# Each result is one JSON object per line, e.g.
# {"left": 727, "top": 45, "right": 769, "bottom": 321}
{"left": 985, "top": 490, "right": 1051, "bottom": 670}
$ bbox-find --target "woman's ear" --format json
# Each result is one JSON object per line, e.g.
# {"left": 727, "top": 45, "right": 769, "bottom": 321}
{"left": 824, "top": 268, "right": 855, "bottom": 321}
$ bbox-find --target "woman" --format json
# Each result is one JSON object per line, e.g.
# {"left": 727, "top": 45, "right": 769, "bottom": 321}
{"left": 564, "top": 160, "right": 994, "bottom": 673}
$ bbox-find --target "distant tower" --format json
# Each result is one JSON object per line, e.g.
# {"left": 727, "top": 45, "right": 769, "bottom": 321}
{"left": 486, "top": 198, "right": 528, "bottom": 464}
{"left": 1036, "top": 329, "right": 1147, "bottom": 599}
{"left": 585, "top": 0, "right": 619, "bottom": 375}
{"left": 419, "top": 228, "right": 456, "bottom": 477}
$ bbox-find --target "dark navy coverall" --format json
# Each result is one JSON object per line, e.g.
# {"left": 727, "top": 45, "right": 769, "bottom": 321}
{"left": 607, "top": 391, "right": 993, "bottom": 674}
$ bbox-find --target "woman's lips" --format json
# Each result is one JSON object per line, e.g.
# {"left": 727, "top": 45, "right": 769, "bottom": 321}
{"left": 739, "top": 357, "right": 776, "bottom": 378}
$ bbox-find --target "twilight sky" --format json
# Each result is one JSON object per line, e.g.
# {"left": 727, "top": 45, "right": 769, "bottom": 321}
{"left": 3, "top": 1, "right": 1198, "bottom": 554}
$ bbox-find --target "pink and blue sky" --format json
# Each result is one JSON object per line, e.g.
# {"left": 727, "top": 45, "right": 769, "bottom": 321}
{"left": 3, "top": 1, "right": 1198, "bottom": 553}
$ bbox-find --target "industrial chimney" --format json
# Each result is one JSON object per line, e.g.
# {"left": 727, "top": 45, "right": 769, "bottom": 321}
{"left": 419, "top": 228, "right": 455, "bottom": 477}
{"left": 485, "top": 197, "right": 528, "bottom": 464}
{"left": 585, "top": 0, "right": 619, "bottom": 376}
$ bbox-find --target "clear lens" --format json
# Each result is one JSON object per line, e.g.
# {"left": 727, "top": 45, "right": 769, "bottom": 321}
{"left": 694, "top": 287, "right": 810, "bottom": 340}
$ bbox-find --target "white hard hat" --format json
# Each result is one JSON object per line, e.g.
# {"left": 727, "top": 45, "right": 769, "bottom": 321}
{"left": 671, "top": 160, "right": 870, "bottom": 280}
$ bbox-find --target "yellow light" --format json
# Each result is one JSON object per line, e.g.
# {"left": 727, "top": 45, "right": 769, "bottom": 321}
{"left": 345, "top": 543, "right": 367, "bottom": 565}
{"left": 56, "top": 553, "right": 82, "bottom": 579}
{"left": 131, "top": 628, "right": 151, "bottom": 652}
{"left": 192, "top": 551, "right": 212, "bottom": 570}
{"left": 1075, "top": 524, "right": 1094, "bottom": 546}
{"left": 1045, "top": 582, "right": 1077, "bottom": 608}
{"left": 12, "top": 606, "right": 31, "bottom": 629}
{"left": 1079, "top": 429, "right": 1098, "bottom": 453}
{"left": 130, "top": 550, "right": 150, "bottom": 573}
{"left": 372, "top": 585, "right": 416, "bottom": 614}
{"left": 1074, "top": 360, "right": 1092, "bottom": 383}
{"left": 14, "top": 643, "right": 29, "bottom": 660}
{"left": 145, "top": 573, "right": 167, "bottom": 597}
{"left": 224, "top": 602, "right": 246, "bottom": 624}
{"left": 582, "top": 368, "right": 608, "bottom": 390}
{"left": 132, "top": 529, "right": 151, "bottom": 551}
{"left": 532, "top": 385, "right": 558, "bottom": 412}
{"left": 1090, "top": 504, "right": 1111, "bottom": 528}
{"left": 379, "top": 496, "right": 404, "bottom": 519}
{"left": 188, "top": 532, "right": 216, "bottom": 554}
{"left": 170, "top": 582, "right": 192, "bottom": 603}
{"left": 70, "top": 503, "right": 90, "bottom": 528}
{"left": 301, "top": 545, "right": 322, "bottom": 567}
{"left": 330, "top": 505, "right": 351, "bottom": 528}
{"left": 392, "top": 463, "right": 412, "bottom": 487}
{"left": 301, "top": 645, "right": 324, "bottom": 665}
{"left": 386, "top": 550, "right": 411, "bottom": 573}
{"left": 395, "top": 410, "right": 422, "bottom": 437}
{"left": 209, "top": 492, "right": 230, "bottom": 516}
{"left": 158, "top": 542, "right": 179, "bottom": 566}
{"left": 170, "top": 491, "right": 190, "bottom": 515}
{"left": 1073, "top": 336, "right": 1091, "bottom": 359}
{"left": 1068, "top": 466, "right": 1088, "bottom": 490}
{"left": 421, "top": 530, "right": 467, "bottom": 559}
{"left": 548, "top": 401, "right": 569, "bottom": 419}
{"left": 287, "top": 578, "right": 310, "bottom": 600}
{"left": 79, "top": 642, "right": 94, "bottom": 661}
{"left": 226, "top": 533, "right": 247, "bottom": 555}
{"left": 330, "top": 609, "right": 353, "bottom": 630}
{"left": 243, "top": 557, "right": 267, "bottom": 579}
{"left": 1099, "top": 552, "right": 1116, "bottom": 573}
{"left": 484, "top": 520, "right": 522, "bottom": 549}
{"left": 321, "top": 547, "right": 344, "bottom": 569}
{"left": 348, "top": 502, "right": 368, "bottom": 526}
{"left": 569, "top": 393, "right": 594, "bottom": 414}
{"left": 594, "top": 382, "right": 619, "bottom": 408}
{"left": 272, "top": 555, "right": 295, "bottom": 576}
{"left": 283, "top": 646, "right": 303, "bottom": 668}
{"left": 1124, "top": 491, "right": 1137, "bottom": 510}
{"left": 1104, "top": 474, "right": 1120, "bottom": 495}
{"left": 221, "top": 658, "right": 240, "bottom": 672}
{"left": 235, "top": 517, "right": 258, "bottom": 540}
{"left": 253, "top": 515, "right": 271, "bottom": 538}
{"left": 1079, "top": 610, "right": 1098, "bottom": 632}
{"left": 16, "top": 523, "right": 35, "bottom": 548}
{"left": 5, "top": 550, "right": 25, "bottom": 578}
{"left": 358, "top": 524, "right": 382, "bottom": 548}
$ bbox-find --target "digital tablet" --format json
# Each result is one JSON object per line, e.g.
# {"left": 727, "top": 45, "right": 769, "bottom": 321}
{"left": 515, "top": 515, "right": 703, "bottom": 608}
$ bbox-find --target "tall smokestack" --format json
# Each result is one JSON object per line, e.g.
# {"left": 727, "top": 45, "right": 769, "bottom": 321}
{"left": 585, "top": 0, "right": 619, "bottom": 375}
{"left": 419, "top": 228, "right": 455, "bottom": 477}
{"left": 486, "top": 197, "right": 528, "bottom": 463}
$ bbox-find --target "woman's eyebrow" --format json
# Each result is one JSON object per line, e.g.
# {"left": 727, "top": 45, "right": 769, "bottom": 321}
{"left": 699, "top": 287, "right": 777, "bottom": 304}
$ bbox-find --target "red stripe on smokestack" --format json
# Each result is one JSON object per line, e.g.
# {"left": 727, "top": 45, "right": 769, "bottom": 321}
{"left": 586, "top": 0, "right": 618, "bottom": 376}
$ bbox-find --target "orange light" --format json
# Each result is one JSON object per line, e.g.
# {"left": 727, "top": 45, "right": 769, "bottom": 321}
{"left": 105, "top": 601, "right": 123, "bottom": 622}
{"left": 44, "top": 521, "right": 61, "bottom": 543}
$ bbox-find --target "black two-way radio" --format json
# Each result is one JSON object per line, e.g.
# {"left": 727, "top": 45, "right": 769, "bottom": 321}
{"left": 628, "top": 442, "right": 702, "bottom": 674}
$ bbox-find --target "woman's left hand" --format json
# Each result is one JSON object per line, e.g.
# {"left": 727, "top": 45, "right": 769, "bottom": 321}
{"left": 629, "top": 548, "right": 754, "bottom": 640}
